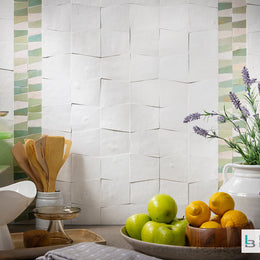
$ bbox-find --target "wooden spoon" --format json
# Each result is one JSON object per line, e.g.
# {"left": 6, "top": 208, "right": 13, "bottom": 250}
{"left": 45, "top": 136, "right": 65, "bottom": 192}
{"left": 25, "top": 139, "right": 48, "bottom": 192}
{"left": 35, "top": 135, "right": 49, "bottom": 181}
{"left": 11, "top": 142, "right": 43, "bottom": 191}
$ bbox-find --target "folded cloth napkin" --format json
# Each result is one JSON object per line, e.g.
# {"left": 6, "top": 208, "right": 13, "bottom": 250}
{"left": 36, "top": 242, "right": 162, "bottom": 260}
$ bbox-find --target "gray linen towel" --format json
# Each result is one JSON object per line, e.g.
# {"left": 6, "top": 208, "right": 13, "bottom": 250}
{"left": 36, "top": 242, "right": 162, "bottom": 260}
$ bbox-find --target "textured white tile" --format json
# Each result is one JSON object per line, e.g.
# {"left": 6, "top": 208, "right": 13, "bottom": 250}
{"left": 159, "top": 54, "right": 189, "bottom": 82}
{"left": 159, "top": 80, "right": 187, "bottom": 107}
{"left": 160, "top": 106, "right": 188, "bottom": 131}
{"left": 101, "top": 29, "right": 129, "bottom": 57}
{"left": 57, "top": 154, "right": 72, "bottom": 182}
{"left": 189, "top": 30, "right": 218, "bottom": 81}
{"left": 0, "top": 19, "right": 13, "bottom": 43}
{"left": 45, "top": 4, "right": 71, "bottom": 31}
{"left": 101, "top": 54, "right": 130, "bottom": 80}
{"left": 159, "top": 129, "right": 188, "bottom": 157}
{"left": 131, "top": 105, "right": 159, "bottom": 131}
{"left": 131, "top": 55, "right": 158, "bottom": 81}
{"left": 100, "top": 129, "right": 129, "bottom": 156}
{"left": 71, "top": 129, "right": 100, "bottom": 156}
{"left": 71, "top": 79, "right": 100, "bottom": 106}
{"left": 72, "top": 205, "right": 101, "bottom": 225}
{"left": 101, "top": 179, "right": 129, "bottom": 206}
{"left": 72, "top": 30, "right": 100, "bottom": 56}
{"left": 72, "top": 4, "right": 100, "bottom": 32}
{"left": 101, "top": 205, "right": 130, "bottom": 225}
{"left": 42, "top": 129, "right": 71, "bottom": 139}
{"left": 42, "top": 78, "right": 70, "bottom": 106}
{"left": 100, "top": 80, "right": 130, "bottom": 107}
{"left": 189, "top": 4, "right": 217, "bottom": 32}
{"left": 160, "top": 180, "right": 188, "bottom": 206}
{"left": 160, "top": 5, "right": 189, "bottom": 31}
{"left": 71, "top": 104, "right": 100, "bottom": 131}
{"left": 160, "top": 155, "right": 188, "bottom": 182}
{"left": 247, "top": 5, "right": 260, "bottom": 33}
{"left": 188, "top": 0, "right": 217, "bottom": 7}
{"left": 188, "top": 79, "right": 218, "bottom": 114}
{"left": 189, "top": 154, "right": 218, "bottom": 182}
{"left": 0, "top": 70, "right": 13, "bottom": 113}
{"left": 188, "top": 179, "right": 218, "bottom": 203}
{"left": 128, "top": 203, "right": 148, "bottom": 216}
{"left": 130, "top": 130, "right": 159, "bottom": 157}
{"left": 72, "top": 154, "right": 101, "bottom": 181}
{"left": 101, "top": 154, "right": 129, "bottom": 180}
{"left": 0, "top": 0, "right": 13, "bottom": 19}
{"left": 101, "top": 104, "right": 130, "bottom": 131}
{"left": 247, "top": 0, "right": 260, "bottom": 5}
{"left": 131, "top": 79, "right": 159, "bottom": 107}
{"left": 72, "top": 0, "right": 101, "bottom": 6}
{"left": 42, "top": 104, "right": 71, "bottom": 132}
{"left": 0, "top": 41, "right": 13, "bottom": 70}
{"left": 247, "top": 32, "right": 260, "bottom": 54}
{"left": 55, "top": 181, "right": 71, "bottom": 205}
{"left": 131, "top": 30, "right": 159, "bottom": 56}
{"left": 43, "top": 30, "right": 70, "bottom": 57}
{"left": 160, "top": 0, "right": 188, "bottom": 5}
{"left": 71, "top": 179, "right": 101, "bottom": 206}
{"left": 43, "top": 55, "right": 70, "bottom": 80}
{"left": 130, "top": 5, "right": 159, "bottom": 31}
{"left": 71, "top": 54, "right": 100, "bottom": 81}
{"left": 131, "top": 180, "right": 159, "bottom": 204}
{"left": 101, "top": 5, "right": 129, "bottom": 31}
{"left": 130, "top": 155, "right": 159, "bottom": 182}
{"left": 159, "top": 30, "right": 188, "bottom": 57}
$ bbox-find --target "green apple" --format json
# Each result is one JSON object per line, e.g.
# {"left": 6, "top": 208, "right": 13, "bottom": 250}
{"left": 171, "top": 218, "right": 189, "bottom": 233}
{"left": 141, "top": 221, "right": 162, "bottom": 243}
{"left": 153, "top": 225, "right": 186, "bottom": 246}
{"left": 125, "top": 213, "right": 151, "bottom": 240}
{"left": 148, "top": 194, "right": 177, "bottom": 223}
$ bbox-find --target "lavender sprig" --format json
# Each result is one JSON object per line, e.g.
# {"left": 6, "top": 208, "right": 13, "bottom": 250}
{"left": 183, "top": 113, "right": 201, "bottom": 123}
{"left": 241, "top": 106, "right": 250, "bottom": 120}
{"left": 229, "top": 92, "right": 241, "bottom": 110}
{"left": 242, "top": 66, "right": 257, "bottom": 86}
{"left": 193, "top": 126, "right": 209, "bottom": 137}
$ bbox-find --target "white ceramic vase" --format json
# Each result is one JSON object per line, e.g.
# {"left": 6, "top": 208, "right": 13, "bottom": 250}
{"left": 219, "top": 163, "right": 260, "bottom": 228}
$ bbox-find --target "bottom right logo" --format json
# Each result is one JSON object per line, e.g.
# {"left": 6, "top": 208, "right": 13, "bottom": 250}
{"left": 242, "top": 229, "right": 260, "bottom": 253}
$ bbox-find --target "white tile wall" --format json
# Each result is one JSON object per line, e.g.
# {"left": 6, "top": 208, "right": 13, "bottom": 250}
{"left": 42, "top": 0, "right": 219, "bottom": 224}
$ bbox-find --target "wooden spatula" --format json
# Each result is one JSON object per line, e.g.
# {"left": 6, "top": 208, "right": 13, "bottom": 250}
{"left": 35, "top": 135, "right": 49, "bottom": 180}
{"left": 45, "top": 136, "right": 65, "bottom": 192}
{"left": 25, "top": 139, "right": 48, "bottom": 192}
{"left": 11, "top": 142, "right": 43, "bottom": 191}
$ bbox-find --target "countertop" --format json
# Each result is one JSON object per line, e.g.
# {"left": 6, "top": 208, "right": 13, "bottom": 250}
{"left": 6, "top": 224, "right": 260, "bottom": 260}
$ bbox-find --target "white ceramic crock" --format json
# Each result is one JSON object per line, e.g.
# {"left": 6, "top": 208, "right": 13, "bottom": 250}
{"left": 35, "top": 191, "right": 64, "bottom": 230}
{"left": 219, "top": 163, "right": 260, "bottom": 228}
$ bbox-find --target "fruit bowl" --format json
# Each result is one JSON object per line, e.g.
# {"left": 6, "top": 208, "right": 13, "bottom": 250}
{"left": 120, "top": 226, "right": 248, "bottom": 260}
{"left": 186, "top": 221, "right": 254, "bottom": 247}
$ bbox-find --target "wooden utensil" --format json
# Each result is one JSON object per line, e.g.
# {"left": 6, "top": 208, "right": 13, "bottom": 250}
{"left": 25, "top": 139, "right": 48, "bottom": 192}
{"left": 11, "top": 142, "right": 43, "bottom": 191}
{"left": 35, "top": 135, "right": 49, "bottom": 179}
{"left": 45, "top": 136, "right": 65, "bottom": 192}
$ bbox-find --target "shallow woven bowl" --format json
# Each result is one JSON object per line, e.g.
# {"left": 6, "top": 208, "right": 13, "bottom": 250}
{"left": 186, "top": 221, "right": 254, "bottom": 247}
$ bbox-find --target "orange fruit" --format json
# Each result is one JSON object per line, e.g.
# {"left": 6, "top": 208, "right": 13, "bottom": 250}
{"left": 221, "top": 210, "right": 248, "bottom": 228}
{"left": 200, "top": 221, "right": 222, "bottom": 229}
{"left": 209, "top": 192, "right": 235, "bottom": 216}
{"left": 185, "top": 201, "right": 211, "bottom": 227}
{"left": 210, "top": 214, "right": 221, "bottom": 223}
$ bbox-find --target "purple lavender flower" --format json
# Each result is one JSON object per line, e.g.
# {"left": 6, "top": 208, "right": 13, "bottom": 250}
{"left": 241, "top": 106, "right": 250, "bottom": 120}
{"left": 229, "top": 92, "right": 241, "bottom": 109}
{"left": 218, "top": 116, "right": 226, "bottom": 123}
{"left": 258, "top": 83, "right": 260, "bottom": 94}
{"left": 254, "top": 113, "right": 259, "bottom": 120}
{"left": 183, "top": 112, "right": 201, "bottom": 123}
{"left": 242, "top": 66, "right": 257, "bottom": 86}
{"left": 193, "top": 126, "right": 209, "bottom": 137}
